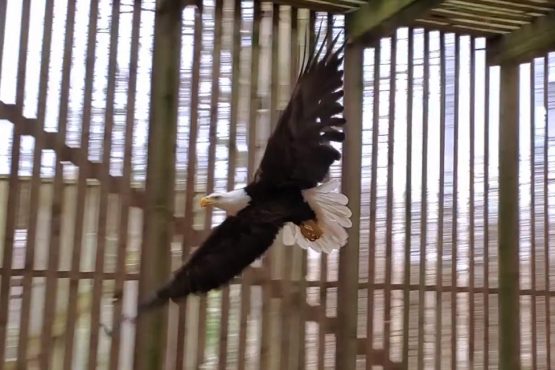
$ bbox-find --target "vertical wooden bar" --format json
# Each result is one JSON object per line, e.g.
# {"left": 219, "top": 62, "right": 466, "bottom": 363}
{"left": 269, "top": 4, "right": 279, "bottom": 133}
{"left": 468, "top": 36, "right": 476, "bottom": 367}
{"left": 196, "top": 1, "right": 224, "bottom": 366}
{"left": 0, "top": 0, "right": 31, "bottom": 364}
{"left": 402, "top": 28, "right": 414, "bottom": 370}
{"left": 238, "top": 2, "right": 260, "bottom": 368}
{"left": 39, "top": 0, "right": 76, "bottom": 367}
{"left": 175, "top": 6, "right": 202, "bottom": 370}
{"left": 0, "top": 0, "right": 6, "bottom": 88}
{"left": 15, "top": 0, "right": 54, "bottom": 368}
{"left": 88, "top": 2, "right": 120, "bottom": 368}
{"left": 435, "top": 31, "right": 446, "bottom": 370}
{"left": 365, "top": 41, "right": 380, "bottom": 370}
{"left": 417, "top": 30, "right": 429, "bottom": 370}
{"left": 336, "top": 39, "right": 362, "bottom": 370}
{"left": 497, "top": 61, "right": 521, "bottom": 370}
{"left": 298, "top": 12, "right": 315, "bottom": 368}
{"left": 483, "top": 57, "right": 490, "bottom": 370}
{"left": 260, "top": 5, "right": 280, "bottom": 369}
{"left": 529, "top": 59, "right": 538, "bottom": 370}
{"left": 383, "top": 32, "right": 396, "bottom": 361}
{"left": 281, "top": 8, "right": 298, "bottom": 370}
{"left": 108, "top": 1, "right": 141, "bottom": 368}
{"left": 61, "top": 1, "right": 98, "bottom": 369}
{"left": 543, "top": 55, "right": 551, "bottom": 370}
{"left": 317, "top": 14, "right": 331, "bottom": 370}
{"left": 132, "top": 0, "right": 182, "bottom": 368}
{"left": 451, "top": 34, "right": 460, "bottom": 370}
{"left": 218, "top": 1, "right": 241, "bottom": 368}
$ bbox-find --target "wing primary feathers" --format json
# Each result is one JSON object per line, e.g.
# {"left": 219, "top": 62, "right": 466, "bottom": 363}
{"left": 300, "top": 19, "right": 323, "bottom": 77}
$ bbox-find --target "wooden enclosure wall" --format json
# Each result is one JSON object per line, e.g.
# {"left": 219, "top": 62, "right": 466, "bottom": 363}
{"left": 0, "top": 1, "right": 555, "bottom": 370}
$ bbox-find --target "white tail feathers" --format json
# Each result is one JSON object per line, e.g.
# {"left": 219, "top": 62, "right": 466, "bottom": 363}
{"left": 281, "top": 179, "right": 352, "bottom": 253}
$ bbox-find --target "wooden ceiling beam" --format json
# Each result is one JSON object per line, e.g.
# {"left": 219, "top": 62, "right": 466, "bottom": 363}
{"left": 487, "top": 10, "right": 555, "bottom": 65}
{"left": 346, "top": 0, "right": 445, "bottom": 45}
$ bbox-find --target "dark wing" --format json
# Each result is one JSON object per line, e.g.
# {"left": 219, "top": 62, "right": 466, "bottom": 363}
{"left": 253, "top": 30, "right": 346, "bottom": 190}
{"left": 136, "top": 196, "right": 313, "bottom": 312}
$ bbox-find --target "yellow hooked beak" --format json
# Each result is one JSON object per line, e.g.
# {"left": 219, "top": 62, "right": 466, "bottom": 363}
{"left": 200, "top": 196, "right": 215, "bottom": 208}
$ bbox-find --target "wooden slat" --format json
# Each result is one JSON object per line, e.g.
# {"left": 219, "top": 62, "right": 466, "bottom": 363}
{"left": 299, "top": 13, "right": 316, "bottom": 368}
{"left": 498, "top": 62, "right": 521, "bottom": 370}
{"left": 434, "top": 31, "right": 446, "bottom": 370}
{"left": 468, "top": 36, "right": 476, "bottom": 366}
{"left": 483, "top": 51, "right": 490, "bottom": 370}
{"left": 346, "top": 0, "right": 444, "bottom": 45}
{"left": 237, "top": 2, "right": 260, "bottom": 367}
{"left": 195, "top": 1, "right": 224, "bottom": 366}
{"left": 317, "top": 14, "right": 331, "bottom": 370}
{"left": 383, "top": 32, "right": 397, "bottom": 362}
{"left": 133, "top": 0, "right": 182, "bottom": 367}
{"left": 38, "top": 0, "right": 76, "bottom": 366}
{"left": 543, "top": 55, "right": 551, "bottom": 370}
{"left": 87, "top": 1, "right": 120, "bottom": 368}
{"left": 0, "top": 0, "right": 31, "bottom": 364}
{"left": 61, "top": 1, "right": 98, "bottom": 368}
{"left": 422, "top": 14, "right": 521, "bottom": 32}
{"left": 0, "top": 0, "right": 6, "bottom": 88}
{"left": 14, "top": 0, "right": 54, "bottom": 368}
{"left": 451, "top": 34, "right": 460, "bottom": 370}
{"left": 365, "top": 41, "right": 380, "bottom": 370}
{"left": 487, "top": 10, "right": 555, "bottom": 65}
{"left": 270, "top": 0, "right": 356, "bottom": 13}
{"left": 402, "top": 27, "right": 414, "bottom": 370}
{"left": 412, "top": 20, "right": 502, "bottom": 37}
{"left": 281, "top": 8, "right": 299, "bottom": 370}
{"left": 336, "top": 35, "right": 363, "bottom": 370}
{"left": 417, "top": 30, "right": 430, "bottom": 370}
{"left": 175, "top": 5, "right": 202, "bottom": 370}
{"left": 108, "top": 1, "right": 142, "bottom": 368}
{"left": 217, "top": 0, "right": 241, "bottom": 367}
{"left": 1, "top": 267, "right": 555, "bottom": 295}
{"left": 431, "top": 6, "right": 532, "bottom": 24}
{"left": 529, "top": 58, "right": 538, "bottom": 370}
{"left": 259, "top": 5, "right": 280, "bottom": 369}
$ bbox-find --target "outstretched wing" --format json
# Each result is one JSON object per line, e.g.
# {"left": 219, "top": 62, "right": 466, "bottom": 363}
{"left": 253, "top": 29, "right": 346, "bottom": 190}
{"left": 137, "top": 197, "right": 313, "bottom": 310}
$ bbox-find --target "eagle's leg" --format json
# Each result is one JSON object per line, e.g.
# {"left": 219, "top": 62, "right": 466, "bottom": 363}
{"left": 300, "top": 219, "right": 322, "bottom": 241}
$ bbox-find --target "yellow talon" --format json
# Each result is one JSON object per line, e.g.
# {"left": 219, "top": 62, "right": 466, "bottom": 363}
{"left": 300, "top": 220, "right": 323, "bottom": 241}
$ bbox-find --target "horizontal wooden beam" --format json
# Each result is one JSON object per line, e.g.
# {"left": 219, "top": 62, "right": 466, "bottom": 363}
{"left": 346, "top": 0, "right": 444, "bottom": 45}
{"left": 487, "top": 11, "right": 555, "bottom": 65}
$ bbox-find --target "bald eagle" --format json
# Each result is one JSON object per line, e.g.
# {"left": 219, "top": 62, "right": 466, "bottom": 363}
{"left": 138, "top": 30, "right": 351, "bottom": 314}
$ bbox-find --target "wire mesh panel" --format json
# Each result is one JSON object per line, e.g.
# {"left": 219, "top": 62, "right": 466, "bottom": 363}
{"left": 1, "top": 1, "right": 555, "bottom": 370}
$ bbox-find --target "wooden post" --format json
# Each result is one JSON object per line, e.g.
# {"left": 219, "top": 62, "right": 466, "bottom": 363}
{"left": 133, "top": 1, "right": 181, "bottom": 369}
{"left": 498, "top": 62, "right": 521, "bottom": 370}
{"left": 336, "top": 41, "right": 362, "bottom": 370}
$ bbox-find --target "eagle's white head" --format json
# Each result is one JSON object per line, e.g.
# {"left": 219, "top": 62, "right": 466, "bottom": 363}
{"left": 200, "top": 189, "right": 251, "bottom": 216}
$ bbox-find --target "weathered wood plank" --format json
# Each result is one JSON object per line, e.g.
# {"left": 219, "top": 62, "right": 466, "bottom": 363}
{"left": 497, "top": 62, "right": 521, "bottom": 370}
{"left": 87, "top": 0, "right": 120, "bottom": 368}
{"left": 61, "top": 0, "right": 97, "bottom": 368}
{"left": 487, "top": 11, "right": 555, "bottom": 65}
{"left": 175, "top": 4, "right": 203, "bottom": 370}
{"left": 132, "top": 0, "right": 182, "bottom": 368}
{"left": 402, "top": 27, "right": 414, "bottom": 370}
{"left": 15, "top": 0, "right": 54, "bottom": 365}
{"left": 0, "top": 0, "right": 31, "bottom": 364}
{"left": 108, "top": 1, "right": 142, "bottom": 368}
{"left": 38, "top": 0, "right": 76, "bottom": 366}
{"left": 346, "top": 0, "right": 444, "bottom": 45}
{"left": 335, "top": 39, "right": 362, "bottom": 370}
